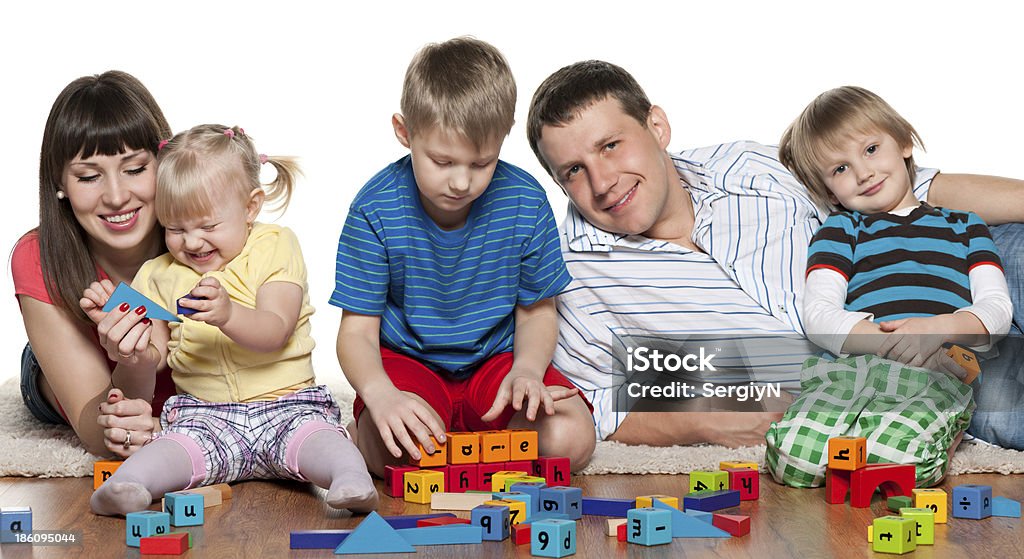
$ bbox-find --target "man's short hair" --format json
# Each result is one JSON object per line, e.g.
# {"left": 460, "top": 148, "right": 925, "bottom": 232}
{"left": 527, "top": 60, "right": 652, "bottom": 176}
{"left": 778, "top": 86, "right": 923, "bottom": 210}
{"left": 401, "top": 36, "right": 516, "bottom": 148}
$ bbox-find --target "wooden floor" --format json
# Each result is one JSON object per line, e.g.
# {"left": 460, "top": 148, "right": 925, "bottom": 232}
{"left": 0, "top": 472, "right": 1021, "bottom": 558}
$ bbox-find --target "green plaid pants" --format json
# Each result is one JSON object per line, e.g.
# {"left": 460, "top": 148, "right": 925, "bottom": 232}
{"left": 765, "top": 354, "right": 974, "bottom": 488}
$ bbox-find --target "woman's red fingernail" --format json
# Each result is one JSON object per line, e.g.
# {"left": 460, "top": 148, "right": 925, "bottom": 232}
{"left": 135, "top": 306, "right": 147, "bottom": 315}
{"left": 142, "top": 318, "right": 151, "bottom": 325}
{"left": 119, "top": 303, "right": 130, "bottom": 312}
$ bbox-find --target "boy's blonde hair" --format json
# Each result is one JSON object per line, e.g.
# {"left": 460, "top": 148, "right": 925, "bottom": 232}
{"left": 156, "top": 124, "right": 300, "bottom": 224}
{"left": 778, "top": 86, "right": 924, "bottom": 210}
{"left": 401, "top": 36, "right": 516, "bottom": 147}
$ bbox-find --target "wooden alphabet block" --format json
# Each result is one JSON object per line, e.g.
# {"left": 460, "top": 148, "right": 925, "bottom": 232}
{"left": 126, "top": 511, "right": 170, "bottom": 547}
{"left": 534, "top": 456, "right": 571, "bottom": 487}
{"left": 952, "top": 484, "right": 992, "bottom": 519}
{"left": 447, "top": 431, "right": 480, "bottom": 464}
{"left": 164, "top": 491, "right": 204, "bottom": 527}
{"left": 912, "top": 488, "right": 948, "bottom": 523}
{"left": 509, "top": 481, "right": 547, "bottom": 512}
{"left": 827, "top": 436, "right": 866, "bottom": 471}
{"left": 404, "top": 469, "right": 445, "bottom": 504}
{"left": 493, "top": 491, "right": 533, "bottom": 520}
{"left": 491, "top": 470, "right": 529, "bottom": 492}
{"left": 540, "top": 486, "right": 583, "bottom": 520}
{"left": 947, "top": 345, "right": 981, "bottom": 384}
{"left": 480, "top": 430, "right": 511, "bottom": 463}
{"left": 93, "top": 460, "right": 122, "bottom": 490}
{"left": 626, "top": 507, "right": 672, "bottom": 546}
{"left": 0, "top": 507, "right": 32, "bottom": 544}
{"left": 447, "top": 463, "right": 479, "bottom": 493}
{"left": 899, "top": 508, "right": 935, "bottom": 545}
{"left": 509, "top": 429, "right": 539, "bottom": 461}
{"left": 471, "top": 504, "right": 510, "bottom": 541}
{"left": 531, "top": 518, "right": 576, "bottom": 557}
{"left": 485, "top": 498, "right": 528, "bottom": 525}
{"left": 689, "top": 470, "right": 729, "bottom": 492}
{"left": 477, "top": 462, "right": 505, "bottom": 491}
{"left": 411, "top": 435, "right": 447, "bottom": 468}
{"left": 871, "top": 515, "right": 916, "bottom": 554}
{"left": 504, "top": 475, "right": 545, "bottom": 491}
{"left": 725, "top": 468, "right": 759, "bottom": 500}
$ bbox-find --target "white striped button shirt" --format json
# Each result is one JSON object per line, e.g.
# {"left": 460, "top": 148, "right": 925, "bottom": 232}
{"left": 553, "top": 141, "right": 938, "bottom": 439}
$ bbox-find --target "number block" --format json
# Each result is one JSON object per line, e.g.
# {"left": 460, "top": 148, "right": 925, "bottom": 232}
{"left": 626, "top": 507, "right": 672, "bottom": 546}
{"left": 0, "top": 507, "right": 32, "bottom": 544}
{"left": 872, "top": 515, "right": 916, "bottom": 555}
{"left": 164, "top": 491, "right": 204, "bottom": 526}
{"left": 384, "top": 465, "right": 417, "bottom": 498}
{"left": 534, "top": 456, "right": 571, "bottom": 487}
{"left": 952, "top": 484, "right": 992, "bottom": 520}
{"left": 448, "top": 463, "right": 479, "bottom": 493}
{"left": 725, "top": 468, "right": 759, "bottom": 500}
{"left": 126, "top": 510, "right": 171, "bottom": 547}
{"left": 404, "top": 469, "right": 445, "bottom": 504}
{"left": 491, "top": 470, "right": 530, "bottom": 492}
{"left": 509, "top": 429, "right": 539, "bottom": 461}
{"left": 480, "top": 430, "right": 511, "bottom": 463}
{"left": 827, "top": 436, "right": 866, "bottom": 471}
{"left": 635, "top": 495, "right": 679, "bottom": 509}
{"left": 539, "top": 486, "right": 583, "bottom": 520}
{"left": 485, "top": 498, "right": 528, "bottom": 526}
{"left": 93, "top": 460, "right": 122, "bottom": 489}
{"left": 912, "top": 488, "right": 948, "bottom": 523}
{"left": 471, "top": 504, "right": 510, "bottom": 541}
{"left": 531, "top": 518, "right": 577, "bottom": 557}
{"left": 899, "top": 508, "right": 935, "bottom": 545}
{"left": 947, "top": 345, "right": 981, "bottom": 384}
{"left": 447, "top": 432, "right": 480, "bottom": 464}
{"left": 411, "top": 435, "right": 447, "bottom": 468}
{"left": 690, "top": 470, "right": 729, "bottom": 492}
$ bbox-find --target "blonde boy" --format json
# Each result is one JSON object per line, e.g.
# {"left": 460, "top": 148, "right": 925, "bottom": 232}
{"left": 331, "top": 37, "right": 595, "bottom": 476}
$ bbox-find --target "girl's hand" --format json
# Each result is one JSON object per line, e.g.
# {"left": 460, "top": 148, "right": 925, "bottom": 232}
{"left": 365, "top": 387, "right": 447, "bottom": 461}
{"left": 81, "top": 281, "right": 155, "bottom": 365}
{"left": 97, "top": 389, "right": 158, "bottom": 458}
{"left": 481, "top": 367, "right": 556, "bottom": 423}
{"left": 182, "top": 277, "right": 233, "bottom": 328}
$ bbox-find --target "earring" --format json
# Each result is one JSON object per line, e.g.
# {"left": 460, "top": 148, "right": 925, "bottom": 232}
{"left": 56, "top": 190, "right": 66, "bottom": 200}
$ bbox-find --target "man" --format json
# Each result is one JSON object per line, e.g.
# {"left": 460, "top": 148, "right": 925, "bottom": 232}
{"left": 527, "top": 60, "right": 1024, "bottom": 448}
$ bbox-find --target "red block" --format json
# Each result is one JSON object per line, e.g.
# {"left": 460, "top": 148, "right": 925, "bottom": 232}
{"left": 826, "top": 468, "right": 851, "bottom": 504}
{"left": 512, "top": 522, "right": 532, "bottom": 545}
{"left": 417, "top": 517, "right": 472, "bottom": 527}
{"left": 429, "top": 465, "right": 451, "bottom": 491}
{"left": 448, "top": 464, "right": 479, "bottom": 493}
{"left": 616, "top": 522, "right": 627, "bottom": 542}
{"left": 505, "top": 460, "right": 533, "bottom": 474}
{"left": 726, "top": 468, "right": 759, "bottom": 501}
{"left": 712, "top": 513, "right": 750, "bottom": 537}
{"left": 384, "top": 465, "right": 418, "bottom": 498}
{"left": 534, "top": 456, "right": 571, "bottom": 487}
{"left": 849, "top": 463, "right": 914, "bottom": 508}
{"left": 477, "top": 462, "right": 505, "bottom": 491}
{"left": 140, "top": 533, "right": 189, "bottom": 555}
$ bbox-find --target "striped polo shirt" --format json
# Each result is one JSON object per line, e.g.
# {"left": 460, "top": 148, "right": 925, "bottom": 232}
{"left": 552, "top": 140, "right": 939, "bottom": 439}
{"left": 806, "top": 204, "right": 1002, "bottom": 321}
{"left": 331, "top": 155, "right": 571, "bottom": 377}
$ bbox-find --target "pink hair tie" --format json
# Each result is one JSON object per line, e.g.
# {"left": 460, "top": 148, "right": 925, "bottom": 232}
{"left": 238, "top": 128, "right": 246, "bottom": 136}
{"left": 224, "top": 129, "right": 235, "bottom": 139}
{"left": 157, "top": 139, "right": 169, "bottom": 151}
{"left": 259, "top": 154, "right": 269, "bottom": 165}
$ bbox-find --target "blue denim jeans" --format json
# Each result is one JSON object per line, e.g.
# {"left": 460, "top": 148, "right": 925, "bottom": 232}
{"left": 966, "top": 222, "right": 1024, "bottom": 449}
{"left": 19, "top": 343, "right": 67, "bottom": 425}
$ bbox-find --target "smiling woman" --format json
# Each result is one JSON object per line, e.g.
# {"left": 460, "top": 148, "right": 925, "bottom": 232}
{"left": 11, "top": 71, "right": 177, "bottom": 456}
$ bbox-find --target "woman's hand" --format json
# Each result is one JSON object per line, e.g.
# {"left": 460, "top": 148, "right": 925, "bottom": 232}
{"left": 80, "top": 280, "right": 155, "bottom": 366}
{"left": 97, "top": 388, "right": 158, "bottom": 458}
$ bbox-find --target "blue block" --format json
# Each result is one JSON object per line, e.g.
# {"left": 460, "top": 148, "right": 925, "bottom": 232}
{"left": 652, "top": 500, "right": 730, "bottom": 537}
{"left": 531, "top": 519, "right": 577, "bottom": 558}
{"left": 164, "top": 491, "right": 204, "bottom": 526}
{"left": 494, "top": 491, "right": 534, "bottom": 520}
{"left": 380, "top": 512, "right": 456, "bottom": 530}
{"left": 290, "top": 530, "right": 351, "bottom": 549}
{"left": 335, "top": 512, "right": 415, "bottom": 554}
{"left": 509, "top": 481, "right": 547, "bottom": 512}
{"left": 395, "top": 524, "right": 483, "bottom": 545}
{"left": 992, "top": 496, "right": 1021, "bottom": 518}
{"left": 126, "top": 511, "right": 171, "bottom": 547}
{"left": 523, "top": 512, "right": 572, "bottom": 524}
{"left": 952, "top": 485, "right": 993, "bottom": 520}
{"left": 626, "top": 507, "right": 672, "bottom": 546}
{"left": 176, "top": 294, "right": 203, "bottom": 316}
{"left": 0, "top": 507, "right": 32, "bottom": 544}
{"left": 539, "top": 486, "right": 583, "bottom": 520}
{"left": 471, "top": 504, "right": 510, "bottom": 541}
{"left": 683, "top": 489, "right": 741, "bottom": 512}
{"left": 581, "top": 497, "right": 633, "bottom": 517}
{"left": 103, "top": 282, "right": 180, "bottom": 322}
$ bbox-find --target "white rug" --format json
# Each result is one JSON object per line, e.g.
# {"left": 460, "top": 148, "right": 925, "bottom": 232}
{"left": 2, "top": 378, "right": 1022, "bottom": 478}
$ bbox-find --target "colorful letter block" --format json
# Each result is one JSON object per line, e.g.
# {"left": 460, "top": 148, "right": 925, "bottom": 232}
{"left": 93, "top": 459, "right": 122, "bottom": 489}
{"left": 690, "top": 470, "right": 729, "bottom": 492}
{"left": 164, "top": 491, "right": 204, "bottom": 526}
{"left": 504, "top": 475, "right": 545, "bottom": 491}
{"left": 827, "top": 436, "right": 867, "bottom": 471}
{"left": 726, "top": 468, "right": 759, "bottom": 500}
{"left": 493, "top": 491, "right": 533, "bottom": 520}
{"left": 872, "top": 515, "right": 916, "bottom": 554}
{"left": 899, "top": 508, "right": 934, "bottom": 545}
{"left": 540, "top": 486, "right": 583, "bottom": 520}
{"left": 480, "top": 431, "right": 511, "bottom": 463}
{"left": 531, "top": 519, "right": 576, "bottom": 557}
{"left": 485, "top": 499, "right": 528, "bottom": 526}
{"left": 471, "top": 504, "right": 510, "bottom": 541}
{"left": 504, "top": 461, "right": 535, "bottom": 475}
{"left": 126, "top": 511, "right": 170, "bottom": 547}
{"left": 510, "top": 481, "right": 548, "bottom": 512}
{"left": 478, "top": 462, "right": 504, "bottom": 490}
{"left": 384, "top": 465, "right": 417, "bottom": 498}
{"left": 626, "top": 507, "right": 672, "bottom": 546}
{"left": 912, "top": 488, "right": 948, "bottom": 523}
{"left": 635, "top": 495, "right": 679, "bottom": 509}
{"left": 952, "top": 484, "right": 992, "bottom": 520}
{"left": 946, "top": 345, "right": 981, "bottom": 384}
{"left": 411, "top": 435, "right": 447, "bottom": 468}
{"left": 509, "top": 429, "right": 539, "bottom": 461}
{"left": 448, "top": 463, "right": 479, "bottom": 493}
{"left": 404, "top": 469, "right": 445, "bottom": 504}
{"left": 491, "top": 470, "right": 529, "bottom": 492}
{"left": 447, "top": 432, "right": 480, "bottom": 464}
{"left": 534, "top": 456, "right": 571, "bottom": 487}
{"left": 0, "top": 507, "right": 32, "bottom": 544}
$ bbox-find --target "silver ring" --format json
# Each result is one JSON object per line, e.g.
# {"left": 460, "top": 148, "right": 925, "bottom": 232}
{"left": 123, "top": 430, "right": 132, "bottom": 449}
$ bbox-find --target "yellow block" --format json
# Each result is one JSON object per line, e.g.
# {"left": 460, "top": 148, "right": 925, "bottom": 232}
{"left": 719, "top": 461, "right": 759, "bottom": 471}
{"left": 636, "top": 495, "right": 679, "bottom": 509}
{"left": 404, "top": 470, "right": 445, "bottom": 504}
{"left": 912, "top": 488, "right": 948, "bottom": 524}
{"left": 491, "top": 470, "right": 529, "bottom": 492}
{"left": 485, "top": 498, "right": 528, "bottom": 525}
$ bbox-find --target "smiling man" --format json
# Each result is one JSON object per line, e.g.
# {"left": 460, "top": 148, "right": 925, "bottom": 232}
{"left": 527, "top": 60, "right": 1024, "bottom": 449}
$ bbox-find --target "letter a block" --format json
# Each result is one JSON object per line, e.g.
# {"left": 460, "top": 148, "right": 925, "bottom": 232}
{"left": 690, "top": 470, "right": 729, "bottom": 492}
{"left": 898, "top": 508, "right": 934, "bottom": 545}
{"left": 531, "top": 518, "right": 576, "bottom": 557}
{"left": 411, "top": 436, "right": 447, "bottom": 468}
{"left": 126, "top": 511, "right": 170, "bottom": 547}
{"left": 912, "top": 488, "right": 948, "bottom": 523}
{"left": 471, "top": 504, "right": 510, "bottom": 541}
{"left": 93, "top": 460, "right": 122, "bottom": 489}
{"left": 164, "top": 491, "right": 204, "bottom": 526}
{"left": 447, "top": 432, "right": 480, "bottom": 465}
{"left": 952, "top": 484, "right": 992, "bottom": 520}
{"left": 872, "top": 516, "right": 916, "bottom": 554}
{"left": 726, "top": 468, "right": 759, "bottom": 500}
{"left": 509, "top": 429, "right": 539, "bottom": 461}
{"left": 404, "top": 470, "right": 445, "bottom": 504}
{"left": 827, "top": 436, "right": 866, "bottom": 471}
{"left": 626, "top": 507, "right": 672, "bottom": 546}
{"left": 0, "top": 507, "right": 32, "bottom": 544}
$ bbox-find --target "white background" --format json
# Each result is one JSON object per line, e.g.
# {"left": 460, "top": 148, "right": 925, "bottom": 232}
{"left": 1, "top": 1, "right": 1021, "bottom": 384}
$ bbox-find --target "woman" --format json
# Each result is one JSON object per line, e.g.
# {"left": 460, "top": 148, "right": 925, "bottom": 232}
{"left": 12, "top": 70, "right": 175, "bottom": 457}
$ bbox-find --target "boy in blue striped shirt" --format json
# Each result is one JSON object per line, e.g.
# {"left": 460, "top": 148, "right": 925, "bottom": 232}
{"left": 331, "top": 37, "right": 595, "bottom": 477}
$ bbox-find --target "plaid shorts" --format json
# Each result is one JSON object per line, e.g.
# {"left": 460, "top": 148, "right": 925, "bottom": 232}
{"left": 765, "top": 355, "right": 974, "bottom": 488}
{"left": 153, "top": 385, "right": 347, "bottom": 487}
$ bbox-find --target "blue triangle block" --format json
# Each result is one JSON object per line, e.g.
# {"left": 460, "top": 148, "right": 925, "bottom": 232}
{"left": 652, "top": 500, "right": 730, "bottom": 538}
{"left": 102, "top": 282, "right": 181, "bottom": 322}
{"left": 334, "top": 512, "right": 416, "bottom": 554}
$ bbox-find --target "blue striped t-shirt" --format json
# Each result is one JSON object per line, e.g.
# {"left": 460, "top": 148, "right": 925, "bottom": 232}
{"left": 330, "top": 155, "right": 572, "bottom": 377}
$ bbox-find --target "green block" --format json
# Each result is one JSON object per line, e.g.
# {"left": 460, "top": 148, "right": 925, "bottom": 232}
{"left": 886, "top": 496, "right": 913, "bottom": 512}
{"left": 872, "top": 516, "right": 916, "bottom": 554}
{"left": 689, "top": 470, "right": 729, "bottom": 493}
{"left": 505, "top": 476, "right": 546, "bottom": 491}
{"left": 168, "top": 532, "right": 193, "bottom": 548}
{"left": 899, "top": 508, "right": 935, "bottom": 545}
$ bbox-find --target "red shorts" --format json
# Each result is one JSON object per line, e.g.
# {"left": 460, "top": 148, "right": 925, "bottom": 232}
{"left": 352, "top": 348, "right": 593, "bottom": 431}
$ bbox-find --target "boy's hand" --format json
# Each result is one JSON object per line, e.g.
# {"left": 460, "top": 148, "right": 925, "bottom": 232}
{"left": 365, "top": 386, "right": 447, "bottom": 460}
{"left": 182, "top": 278, "right": 233, "bottom": 328}
{"left": 481, "top": 367, "right": 560, "bottom": 423}
{"left": 877, "top": 316, "right": 951, "bottom": 368}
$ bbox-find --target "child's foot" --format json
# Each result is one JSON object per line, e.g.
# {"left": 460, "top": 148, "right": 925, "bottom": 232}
{"left": 90, "top": 481, "right": 153, "bottom": 516}
{"left": 326, "top": 471, "right": 379, "bottom": 512}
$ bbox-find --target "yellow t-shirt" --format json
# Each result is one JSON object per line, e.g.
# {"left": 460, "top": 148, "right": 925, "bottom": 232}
{"left": 133, "top": 223, "right": 316, "bottom": 402}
